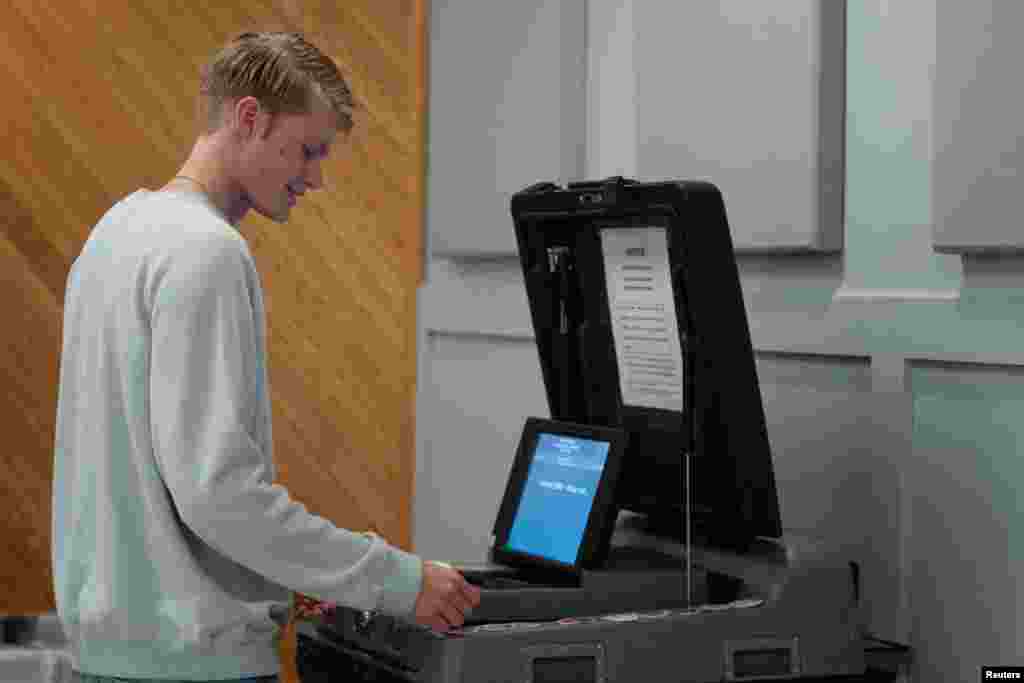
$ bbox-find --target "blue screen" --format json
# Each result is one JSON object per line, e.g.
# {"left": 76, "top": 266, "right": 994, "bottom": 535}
{"left": 505, "top": 432, "right": 610, "bottom": 565}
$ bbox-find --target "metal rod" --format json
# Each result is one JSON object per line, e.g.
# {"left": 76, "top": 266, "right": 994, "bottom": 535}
{"left": 685, "top": 451, "right": 692, "bottom": 607}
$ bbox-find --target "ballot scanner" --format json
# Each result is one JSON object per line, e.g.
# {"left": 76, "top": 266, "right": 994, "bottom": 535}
{"left": 296, "top": 178, "right": 872, "bottom": 682}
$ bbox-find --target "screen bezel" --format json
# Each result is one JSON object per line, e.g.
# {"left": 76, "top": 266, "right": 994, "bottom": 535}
{"left": 491, "top": 417, "right": 627, "bottom": 576}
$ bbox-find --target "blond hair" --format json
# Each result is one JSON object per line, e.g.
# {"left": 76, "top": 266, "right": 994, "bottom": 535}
{"left": 199, "top": 32, "right": 355, "bottom": 133}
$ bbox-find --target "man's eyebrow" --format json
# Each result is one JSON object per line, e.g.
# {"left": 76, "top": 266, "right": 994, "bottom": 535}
{"left": 307, "top": 142, "right": 330, "bottom": 157}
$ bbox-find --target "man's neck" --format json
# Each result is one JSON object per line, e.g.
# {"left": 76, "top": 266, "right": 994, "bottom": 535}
{"left": 167, "top": 137, "right": 251, "bottom": 225}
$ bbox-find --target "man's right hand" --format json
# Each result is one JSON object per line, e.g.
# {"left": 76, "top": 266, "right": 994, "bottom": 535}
{"left": 413, "top": 560, "right": 482, "bottom": 631}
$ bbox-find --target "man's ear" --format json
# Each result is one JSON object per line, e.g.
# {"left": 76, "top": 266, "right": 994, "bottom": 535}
{"left": 233, "top": 96, "right": 264, "bottom": 139}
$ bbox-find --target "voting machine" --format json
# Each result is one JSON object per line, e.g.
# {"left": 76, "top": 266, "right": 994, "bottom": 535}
{"left": 296, "top": 178, "right": 869, "bottom": 682}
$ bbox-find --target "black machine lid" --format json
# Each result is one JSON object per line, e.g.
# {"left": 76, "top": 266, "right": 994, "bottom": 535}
{"left": 510, "top": 177, "right": 782, "bottom": 551}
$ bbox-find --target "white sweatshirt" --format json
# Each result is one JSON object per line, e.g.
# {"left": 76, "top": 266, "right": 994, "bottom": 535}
{"left": 52, "top": 189, "right": 422, "bottom": 679}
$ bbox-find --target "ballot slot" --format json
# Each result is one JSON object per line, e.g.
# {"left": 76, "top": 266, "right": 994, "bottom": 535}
{"left": 461, "top": 567, "right": 576, "bottom": 591}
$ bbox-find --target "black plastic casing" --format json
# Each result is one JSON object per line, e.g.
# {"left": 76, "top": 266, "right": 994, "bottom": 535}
{"left": 510, "top": 177, "right": 782, "bottom": 551}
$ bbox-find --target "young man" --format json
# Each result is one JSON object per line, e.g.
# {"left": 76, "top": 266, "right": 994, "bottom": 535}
{"left": 52, "top": 32, "right": 479, "bottom": 682}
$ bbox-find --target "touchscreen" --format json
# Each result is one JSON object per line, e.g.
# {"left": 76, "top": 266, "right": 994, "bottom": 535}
{"left": 505, "top": 431, "right": 611, "bottom": 565}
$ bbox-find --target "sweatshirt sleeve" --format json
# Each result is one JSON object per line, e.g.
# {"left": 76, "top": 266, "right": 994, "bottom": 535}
{"left": 148, "top": 231, "right": 422, "bottom": 617}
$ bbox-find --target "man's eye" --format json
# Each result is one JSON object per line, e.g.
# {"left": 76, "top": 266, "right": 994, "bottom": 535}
{"left": 303, "top": 146, "right": 314, "bottom": 159}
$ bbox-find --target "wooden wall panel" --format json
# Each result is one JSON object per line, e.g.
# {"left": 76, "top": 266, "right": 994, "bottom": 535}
{"left": 0, "top": 0, "right": 423, "bottom": 650}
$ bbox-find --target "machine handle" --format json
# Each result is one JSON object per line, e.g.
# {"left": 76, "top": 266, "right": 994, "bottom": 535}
{"left": 723, "top": 636, "right": 801, "bottom": 680}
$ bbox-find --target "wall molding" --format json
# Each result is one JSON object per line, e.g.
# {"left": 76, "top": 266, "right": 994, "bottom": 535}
{"left": 832, "top": 287, "right": 960, "bottom": 303}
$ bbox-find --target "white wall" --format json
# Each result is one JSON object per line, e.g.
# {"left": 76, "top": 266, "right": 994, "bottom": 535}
{"left": 633, "top": 0, "right": 846, "bottom": 252}
{"left": 426, "top": 0, "right": 585, "bottom": 256}
{"left": 932, "top": 1, "right": 1024, "bottom": 253}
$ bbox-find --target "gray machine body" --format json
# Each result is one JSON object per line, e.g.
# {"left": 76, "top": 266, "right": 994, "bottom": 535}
{"left": 300, "top": 513, "right": 865, "bottom": 682}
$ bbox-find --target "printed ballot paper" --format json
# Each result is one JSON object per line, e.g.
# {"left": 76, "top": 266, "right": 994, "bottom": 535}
{"left": 599, "top": 227, "right": 685, "bottom": 413}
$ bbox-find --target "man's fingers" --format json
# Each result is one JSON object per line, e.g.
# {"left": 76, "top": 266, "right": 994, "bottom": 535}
{"left": 452, "top": 588, "right": 477, "bottom": 615}
{"left": 415, "top": 562, "right": 483, "bottom": 631}
{"left": 461, "top": 578, "right": 482, "bottom": 607}
{"left": 450, "top": 575, "right": 480, "bottom": 614}
{"left": 441, "top": 602, "right": 464, "bottom": 628}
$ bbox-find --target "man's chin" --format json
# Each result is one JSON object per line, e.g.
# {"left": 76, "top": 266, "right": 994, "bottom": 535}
{"left": 253, "top": 203, "right": 290, "bottom": 223}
